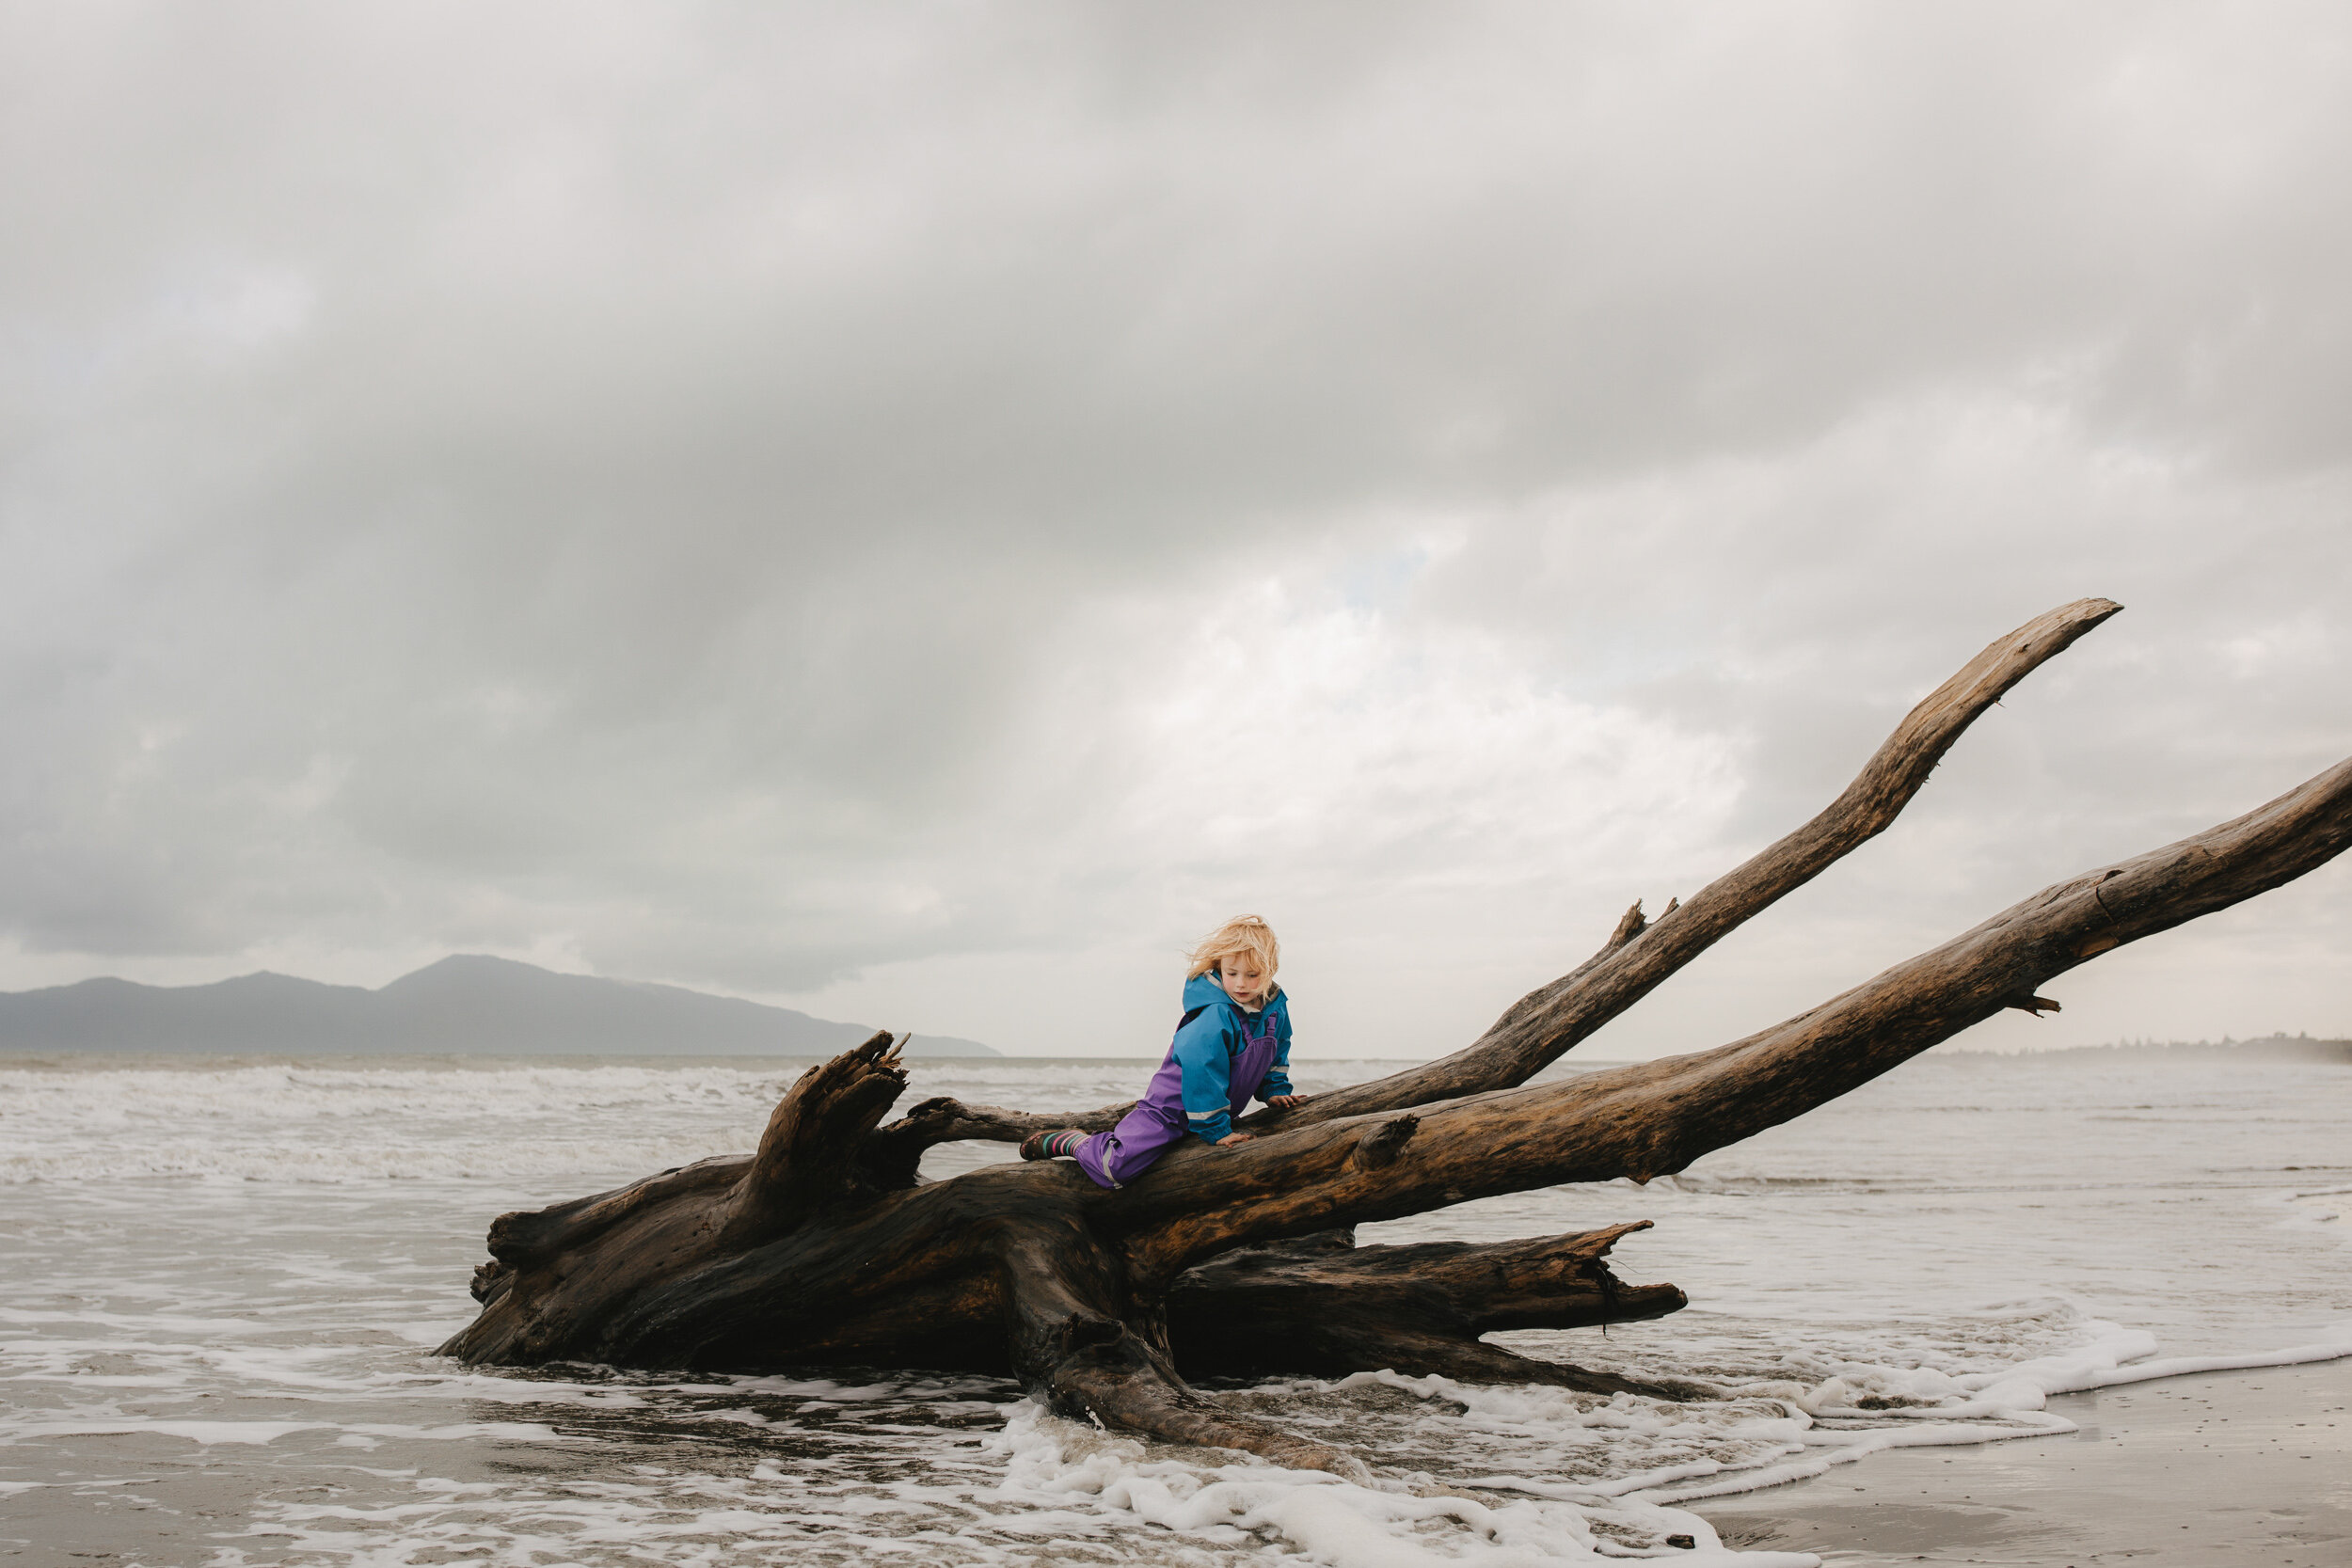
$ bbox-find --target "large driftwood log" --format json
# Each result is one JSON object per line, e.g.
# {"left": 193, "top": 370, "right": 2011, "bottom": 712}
{"left": 442, "top": 599, "right": 2352, "bottom": 1473}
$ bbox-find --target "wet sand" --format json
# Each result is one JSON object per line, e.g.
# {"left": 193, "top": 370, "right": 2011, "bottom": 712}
{"left": 1697, "top": 1356, "right": 2350, "bottom": 1565}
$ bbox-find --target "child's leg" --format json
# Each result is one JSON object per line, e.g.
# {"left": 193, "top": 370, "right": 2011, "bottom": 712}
{"left": 1073, "top": 1102, "right": 1185, "bottom": 1189}
{"left": 1019, "top": 1129, "right": 1088, "bottom": 1161}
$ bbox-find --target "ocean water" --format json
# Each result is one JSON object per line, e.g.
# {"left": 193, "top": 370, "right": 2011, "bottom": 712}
{"left": 1, "top": 1050, "right": 2345, "bottom": 1567}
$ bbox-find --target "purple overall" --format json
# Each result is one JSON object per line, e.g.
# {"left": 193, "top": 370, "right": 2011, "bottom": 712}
{"left": 1073, "top": 1007, "right": 1282, "bottom": 1189}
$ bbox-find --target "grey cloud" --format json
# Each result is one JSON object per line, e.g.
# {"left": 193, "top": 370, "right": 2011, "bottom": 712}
{"left": 1, "top": 2, "right": 2346, "bottom": 1052}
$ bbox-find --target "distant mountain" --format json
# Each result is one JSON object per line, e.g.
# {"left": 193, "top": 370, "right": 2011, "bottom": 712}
{"left": 0, "top": 955, "right": 999, "bottom": 1057}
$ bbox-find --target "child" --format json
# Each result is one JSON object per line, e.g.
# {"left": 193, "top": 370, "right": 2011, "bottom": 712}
{"left": 1021, "top": 915, "right": 1306, "bottom": 1188}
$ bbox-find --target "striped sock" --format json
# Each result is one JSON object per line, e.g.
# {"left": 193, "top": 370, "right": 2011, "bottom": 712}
{"left": 1042, "top": 1130, "right": 1085, "bottom": 1158}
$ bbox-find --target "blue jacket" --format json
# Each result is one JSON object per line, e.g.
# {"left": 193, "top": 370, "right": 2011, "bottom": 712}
{"left": 1168, "top": 970, "right": 1295, "bottom": 1143}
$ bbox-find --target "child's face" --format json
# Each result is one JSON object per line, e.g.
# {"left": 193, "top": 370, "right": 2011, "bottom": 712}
{"left": 1216, "top": 956, "right": 1269, "bottom": 1006}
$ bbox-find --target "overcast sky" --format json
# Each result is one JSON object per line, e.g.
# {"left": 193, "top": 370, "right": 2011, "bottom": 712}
{"left": 3, "top": 2, "right": 2346, "bottom": 1058}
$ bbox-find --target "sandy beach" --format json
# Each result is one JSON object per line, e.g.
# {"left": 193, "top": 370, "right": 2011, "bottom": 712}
{"left": 5, "top": 1052, "right": 2343, "bottom": 1565}
{"left": 1698, "top": 1357, "right": 2350, "bottom": 1565}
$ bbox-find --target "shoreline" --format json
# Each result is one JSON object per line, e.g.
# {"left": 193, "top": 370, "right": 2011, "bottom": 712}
{"left": 1695, "top": 1357, "right": 2349, "bottom": 1565}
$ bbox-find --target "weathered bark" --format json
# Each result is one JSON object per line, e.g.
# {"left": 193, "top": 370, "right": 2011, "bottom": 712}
{"left": 442, "top": 598, "right": 2352, "bottom": 1472}
{"left": 1168, "top": 1225, "right": 1700, "bottom": 1397}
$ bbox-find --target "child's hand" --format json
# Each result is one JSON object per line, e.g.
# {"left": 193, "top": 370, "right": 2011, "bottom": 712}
{"left": 1265, "top": 1094, "right": 1306, "bottom": 1110}
{"left": 1218, "top": 1132, "right": 1256, "bottom": 1146}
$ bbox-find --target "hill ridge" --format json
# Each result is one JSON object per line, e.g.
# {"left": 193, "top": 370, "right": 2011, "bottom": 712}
{"left": 0, "top": 955, "right": 997, "bottom": 1057}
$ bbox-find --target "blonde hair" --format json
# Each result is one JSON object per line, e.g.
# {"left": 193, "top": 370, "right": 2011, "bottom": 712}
{"left": 1186, "top": 915, "right": 1280, "bottom": 1000}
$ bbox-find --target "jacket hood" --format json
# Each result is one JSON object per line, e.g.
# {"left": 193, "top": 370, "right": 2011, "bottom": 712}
{"left": 1181, "top": 969, "right": 1281, "bottom": 1014}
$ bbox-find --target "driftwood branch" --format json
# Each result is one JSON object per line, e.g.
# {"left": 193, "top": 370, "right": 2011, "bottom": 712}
{"left": 1168, "top": 1225, "right": 1697, "bottom": 1397}
{"left": 1247, "top": 594, "right": 2124, "bottom": 1128}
